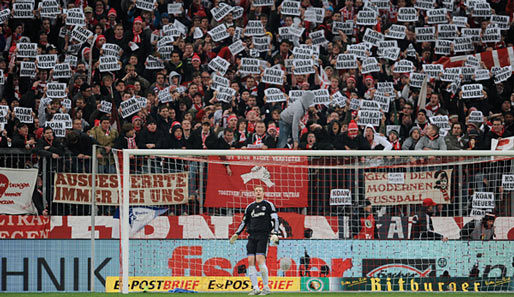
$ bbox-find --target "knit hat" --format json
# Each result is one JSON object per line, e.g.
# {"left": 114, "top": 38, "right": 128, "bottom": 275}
{"left": 108, "top": 8, "right": 117, "bottom": 16}
{"left": 346, "top": 75, "right": 356, "bottom": 83}
{"left": 134, "top": 16, "right": 143, "bottom": 24}
{"left": 132, "top": 115, "right": 142, "bottom": 124}
{"left": 423, "top": 198, "right": 437, "bottom": 207}
{"left": 192, "top": 54, "right": 201, "bottom": 62}
{"left": 348, "top": 120, "right": 359, "bottom": 136}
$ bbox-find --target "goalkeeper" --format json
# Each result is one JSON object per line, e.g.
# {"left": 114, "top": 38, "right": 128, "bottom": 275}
{"left": 230, "top": 185, "right": 280, "bottom": 296}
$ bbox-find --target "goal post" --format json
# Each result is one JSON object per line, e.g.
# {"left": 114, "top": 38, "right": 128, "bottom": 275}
{"left": 114, "top": 149, "right": 514, "bottom": 294}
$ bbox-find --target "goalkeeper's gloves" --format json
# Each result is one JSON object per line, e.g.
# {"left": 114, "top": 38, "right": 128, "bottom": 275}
{"left": 229, "top": 234, "right": 238, "bottom": 244}
{"left": 270, "top": 234, "right": 279, "bottom": 245}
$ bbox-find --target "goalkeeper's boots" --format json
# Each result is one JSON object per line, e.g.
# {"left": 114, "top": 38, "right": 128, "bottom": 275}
{"left": 260, "top": 286, "right": 271, "bottom": 295}
{"left": 248, "top": 287, "right": 261, "bottom": 295}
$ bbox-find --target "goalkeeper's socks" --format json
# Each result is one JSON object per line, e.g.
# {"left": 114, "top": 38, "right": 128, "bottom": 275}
{"left": 248, "top": 266, "right": 259, "bottom": 289}
{"left": 259, "top": 264, "right": 269, "bottom": 287}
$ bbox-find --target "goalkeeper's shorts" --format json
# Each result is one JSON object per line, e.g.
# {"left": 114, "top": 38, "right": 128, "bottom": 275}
{"left": 247, "top": 232, "right": 269, "bottom": 256}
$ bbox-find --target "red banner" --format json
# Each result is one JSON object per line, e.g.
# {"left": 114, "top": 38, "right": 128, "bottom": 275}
{"left": 0, "top": 215, "right": 50, "bottom": 238}
{"left": 204, "top": 156, "right": 308, "bottom": 208}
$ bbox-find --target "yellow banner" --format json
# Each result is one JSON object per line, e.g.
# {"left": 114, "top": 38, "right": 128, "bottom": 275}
{"left": 105, "top": 276, "right": 300, "bottom": 292}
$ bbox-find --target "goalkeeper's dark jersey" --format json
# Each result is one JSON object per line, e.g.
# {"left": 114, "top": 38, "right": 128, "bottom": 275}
{"left": 235, "top": 200, "right": 279, "bottom": 235}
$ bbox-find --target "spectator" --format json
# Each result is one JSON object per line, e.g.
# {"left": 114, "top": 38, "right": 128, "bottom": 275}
{"left": 65, "top": 130, "right": 97, "bottom": 173}
{"left": 89, "top": 116, "right": 118, "bottom": 173}
{"left": 335, "top": 120, "right": 370, "bottom": 150}
{"left": 445, "top": 123, "right": 468, "bottom": 150}
{"left": 415, "top": 124, "right": 447, "bottom": 150}
{"left": 460, "top": 213, "right": 496, "bottom": 240}
{"left": 411, "top": 198, "right": 448, "bottom": 241}
{"left": 484, "top": 117, "right": 513, "bottom": 150}
{"left": 364, "top": 125, "right": 392, "bottom": 150}
{"left": 277, "top": 91, "right": 314, "bottom": 149}
{"left": 35, "top": 127, "right": 64, "bottom": 160}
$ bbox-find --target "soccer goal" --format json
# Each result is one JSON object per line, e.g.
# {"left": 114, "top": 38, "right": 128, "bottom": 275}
{"left": 112, "top": 149, "right": 514, "bottom": 294}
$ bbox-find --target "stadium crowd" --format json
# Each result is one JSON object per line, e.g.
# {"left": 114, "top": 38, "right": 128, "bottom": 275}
{"left": 0, "top": 0, "right": 513, "bottom": 219}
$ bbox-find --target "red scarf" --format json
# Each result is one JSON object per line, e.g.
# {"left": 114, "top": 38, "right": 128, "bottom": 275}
{"left": 126, "top": 136, "right": 136, "bottom": 149}
{"left": 132, "top": 28, "right": 142, "bottom": 43}
{"left": 392, "top": 140, "right": 401, "bottom": 150}
{"left": 493, "top": 128, "right": 504, "bottom": 137}
{"left": 201, "top": 131, "right": 209, "bottom": 149}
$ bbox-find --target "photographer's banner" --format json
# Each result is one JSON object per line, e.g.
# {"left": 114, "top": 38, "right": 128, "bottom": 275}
{"left": 0, "top": 168, "right": 38, "bottom": 214}
{"left": 364, "top": 169, "right": 452, "bottom": 206}
{"left": 53, "top": 173, "right": 188, "bottom": 205}
{"left": 205, "top": 156, "right": 308, "bottom": 208}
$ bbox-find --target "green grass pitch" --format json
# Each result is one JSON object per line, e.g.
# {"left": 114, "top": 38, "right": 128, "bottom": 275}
{"left": 1, "top": 293, "right": 513, "bottom": 297}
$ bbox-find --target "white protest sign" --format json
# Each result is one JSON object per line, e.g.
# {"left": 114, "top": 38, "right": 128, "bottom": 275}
{"left": 264, "top": 88, "right": 287, "bottom": 103}
{"left": 501, "top": 175, "right": 514, "bottom": 191}
{"left": 211, "top": 3, "right": 233, "bottom": 22}
{"left": 162, "top": 24, "right": 181, "bottom": 37}
{"left": 330, "top": 189, "right": 351, "bottom": 206}
{"left": 61, "top": 98, "right": 71, "bottom": 110}
{"left": 64, "top": 55, "right": 78, "bottom": 67}
{"left": 40, "top": 0, "right": 60, "bottom": 18}
{"left": 434, "top": 40, "right": 452, "bottom": 55}
{"left": 46, "top": 121, "right": 66, "bottom": 137}
{"left": 452, "top": 16, "right": 468, "bottom": 27}
{"left": 461, "top": 66, "right": 475, "bottom": 82}
{"left": 229, "top": 40, "right": 245, "bottom": 55}
{"left": 465, "top": 56, "right": 480, "bottom": 69}
{"left": 252, "top": 36, "right": 270, "bottom": 52}
{"left": 427, "top": 8, "right": 447, "bottom": 24}
{"left": 120, "top": 98, "right": 141, "bottom": 118}
{"left": 99, "top": 56, "right": 121, "bottom": 72}
{"left": 157, "top": 45, "right": 173, "bottom": 60}
{"left": 167, "top": 3, "right": 183, "bottom": 14}
{"left": 245, "top": 20, "right": 265, "bottom": 36}
{"left": 0, "top": 9, "right": 10, "bottom": 24}
{"left": 208, "top": 24, "right": 229, "bottom": 42}
{"left": 240, "top": 58, "right": 261, "bottom": 74}
{"left": 71, "top": 26, "right": 93, "bottom": 44}
{"left": 36, "top": 55, "right": 57, "bottom": 69}
{"left": 13, "top": 2, "right": 34, "bottom": 19}
{"left": 136, "top": 0, "right": 154, "bottom": 11}
{"left": 14, "top": 107, "right": 33, "bottom": 123}
{"left": 382, "top": 47, "right": 400, "bottom": 61}
{"left": 490, "top": 15, "right": 510, "bottom": 30}
{"left": 414, "top": 0, "right": 435, "bottom": 10}
{"left": 360, "top": 100, "right": 381, "bottom": 111}
{"left": 336, "top": 54, "right": 357, "bottom": 70}
{"left": 362, "top": 28, "right": 384, "bottom": 47}
{"left": 52, "top": 113, "right": 72, "bottom": 129}
{"left": 482, "top": 27, "right": 501, "bottom": 43}
{"left": 331, "top": 91, "right": 347, "bottom": 108}
{"left": 472, "top": 2, "right": 491, "bottom": 17}
{"left": 429, "top": 115, "right": 450, "bottom": 130}
{"left": 309, "top": 30, "right": 328, "bottom": 46}
{"left": 388, "top": 173, "right": 405, "bottom": 184}
{"left": 46, "top": 83, "right": 67, "bottom": 98}
{"left": 304, "top": 7, "right": 324, "bottom": 23}
{"left": 52, "top": 63, "right": 71, "bottom": 79}
{"left": 332, "top": 21, "right": 353, "bottom": 35}
{"left": 453, "top": 37, "right": 473, "bottom": 53}
{"left": 356, "top": 10, "right": 377, "bottom": 26}
{"left": 361, "top": 57, "right": 380, "bottom": 74}
{"left": 292, "top": 47, "right": 313, "bottom": 60}
{"left": 398, "top": 7, "right": 417, "bottom": 22}
{"left": 461, "top": 84, "right": 484, "bottom": 99}
{"left": 145, "top": 56, "right": 164, "bottom": 70}
{"left": 16, "top": 43, "right": 37, "bottom": 58}
{"left": 357, "top": 110, "right": 381, "bottom": 126}
{"left": 461, "top": 28, "right": 481, "bottom": 43}
{"left": 293, "top": 59, "right": 314, "bottom": 75}
{"left": 441, "top": 67, "right": 461, "bottom": 82}
{"left": 377, "top": 40, "right": 398, "bottom": 57}
{"left": 102, "top": 43, "right": 122, "bottom": 56}
{"left": 471, "top": 192, "right": 495, "bottom": 209}
{"left": 409, "top": 73, "right": 426, "bottom": 88}
{"left": 262, "top": 68, "right": 284, "bottom": 85}
{"left": 288, "top": 90, "right": 304, "bottom": 102}
{"left": 415, "top": 27, "right": 436, "bottom": 42}
{"left": 65, "top": 8, "right": 85, "bottom": 26}
{"left": 253, "top": 0, "right": 274, "bottom": 6}
{"left": 232, "top": 6, "right": 244, "bottom": 19}
{"left": 494, "top": 66, "right": 512, "bottom": 84}
{"left": 468, "top": 110, "right": 484, "bottom": 123}
{"left": 393, "top": 60, "right": 415, "bottom": 73}
{"left": 373, "top": 94, "right": 391, "bottom": 112}
{"left": 386, "top": 125, "right": 401, "bottom": 136}
{"left": 473, "top": 69, "right": 490, "bottom": 81}
{"left": 281, "top": 1, "right": 301, "bottom": 16}
{"left": 422, "top": 64, "right": 444, "bottom": 79}
{"left": 349, "top": 98, "right": 360, "bottom": 110}
{"left": 156, "top": 87, "right": 171, "bottom": 103}
{"left": 377, "top": 82, "right": 394, "bottom": 93}
{"left": 437, "top": 24, "right": 457, "bottom": 39}
{"left": 99, "top": 101, "right": 112, "bottom": 114}
{"left": 20, "top": 62, "right": 36, "bottom": 77}
{"left": 211, "top": 73, "right": 229, "bottom": 91}
{"left": 216, "top": 87, "right": 236, "bottom": 103}
{"left": 208, "top": 56, "right": 230, "bottom": 75}
{"left": 385, "top": 25, "right": 406, "bottom": 39}
{"left": 312, "top": 89, "right": 330, "bottom": 105}
{"left": 347, "top": 44, "right": 369, "bottom": 60}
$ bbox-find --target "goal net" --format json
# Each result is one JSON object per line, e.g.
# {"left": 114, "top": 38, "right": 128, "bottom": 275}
{"left": 111, "top": 150, "right": 514, "bottom": 293}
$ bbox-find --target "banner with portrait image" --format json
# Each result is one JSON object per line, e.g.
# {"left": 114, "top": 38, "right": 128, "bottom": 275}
{"left": 365, "top": 169, "right": 452, "bottom": 205}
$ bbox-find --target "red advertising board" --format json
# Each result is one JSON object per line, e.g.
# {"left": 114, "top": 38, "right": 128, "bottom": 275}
{"left": 204, "top": 155, "right": 308, "bottom": 208}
